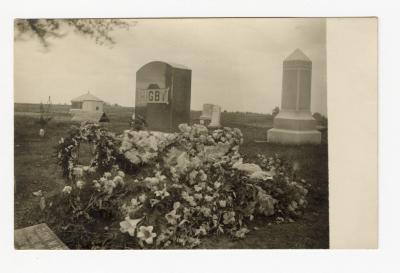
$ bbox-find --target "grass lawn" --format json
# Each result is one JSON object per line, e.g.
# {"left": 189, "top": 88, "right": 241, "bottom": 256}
{"left": 14, "top": 105, "right": 329, "bottom": 249}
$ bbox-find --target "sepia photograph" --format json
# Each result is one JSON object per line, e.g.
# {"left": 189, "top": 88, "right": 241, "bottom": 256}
{"left": 14, "top": 17, "right": 331, "bottom": 250}
{"left": 4, "top": 0, "right": 400, "bottom": 271}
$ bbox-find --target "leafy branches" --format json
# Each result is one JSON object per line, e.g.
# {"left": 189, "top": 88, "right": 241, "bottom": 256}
{"left": 14, "top": 19, "right": 133, "bottom": 47}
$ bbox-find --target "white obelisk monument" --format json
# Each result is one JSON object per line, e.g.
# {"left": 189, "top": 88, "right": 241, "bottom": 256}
{"left": 267, "top": 49, "right": 321, "bottom": 144}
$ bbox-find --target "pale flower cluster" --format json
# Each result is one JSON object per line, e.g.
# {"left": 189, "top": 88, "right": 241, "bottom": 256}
{"left": 61, "top": 168, "right": 126, "bottom": 196}
{"left": 62, "top": 185, "right": 72, "bottom": 194}
{"left": 98, "top": 171, "right": 125, "bottom": 195}
{"left": 233, "top": 158, "right": 275, "bottom": 181}
{"left": 120, "top": 130, "right": 177, "bottom": 165}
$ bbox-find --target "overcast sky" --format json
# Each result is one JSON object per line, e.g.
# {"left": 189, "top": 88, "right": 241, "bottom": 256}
{"left": 14, "top": 18, "right": 327, "bottom": 115}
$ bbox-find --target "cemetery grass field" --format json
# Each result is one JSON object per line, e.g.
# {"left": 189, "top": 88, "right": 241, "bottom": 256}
{"left": 14, "top": 104, "right": 329, "bottom": 249}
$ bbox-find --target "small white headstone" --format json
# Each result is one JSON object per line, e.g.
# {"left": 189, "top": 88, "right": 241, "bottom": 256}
{"left": 208, "top": 105, "right": 222, "bottom": 128}
{"left": 199, "top": 103, "right": 213, "bottom": 122}
{"left": 39, "top": 128, "right": 45, "bottom": 137}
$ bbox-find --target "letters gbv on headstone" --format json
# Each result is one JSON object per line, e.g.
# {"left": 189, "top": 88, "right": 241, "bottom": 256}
{"left": 267, "top": 49, "right": 321, "bottom": 144}
{"left": 135, "top": 61, "right": 192, "bottom": 133}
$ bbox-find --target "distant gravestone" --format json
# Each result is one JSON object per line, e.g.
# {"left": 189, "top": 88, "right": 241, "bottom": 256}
{"left": 209, "top": 105, "right": 222, "bottom": 128}
{"left": 15, "top": 223, "right": 68, "bottom": 250}
{"left": 135, "top": 61, "right": 192, "bottom": 133}
{"left": 267, "top": 49, "right": 321, "bottom": 144}
{"left": 39, "top": 128, "right": 45, "bottom": 138}
{"left": 199, "top": 103, "right": 213, "bottom": 125}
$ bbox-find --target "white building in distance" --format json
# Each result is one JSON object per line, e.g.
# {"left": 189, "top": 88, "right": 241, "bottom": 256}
{"left": 70, "top": 92, "right": 104, "bottom": 113}
{"left": 70, "top": 92, "right": 109, "bottom": 122}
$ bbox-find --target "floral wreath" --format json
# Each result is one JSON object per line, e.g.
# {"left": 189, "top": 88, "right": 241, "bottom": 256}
{"left": 56, "top": 122, "right": 119, "bottom": 179}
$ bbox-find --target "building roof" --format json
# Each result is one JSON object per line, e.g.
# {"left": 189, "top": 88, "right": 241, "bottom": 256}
{"left": 71, "top": 92, "right": 103, "bottom": 102}
{"left": 284, "top": 48, "right": 311, "bottom": 62}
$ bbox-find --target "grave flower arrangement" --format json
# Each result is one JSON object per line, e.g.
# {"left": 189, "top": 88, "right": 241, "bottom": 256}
{"left": 56, "top": 122, "right": 119, "bottom": 178}
{"left": 46, "top": 123, "right": 309, "bottom": 249}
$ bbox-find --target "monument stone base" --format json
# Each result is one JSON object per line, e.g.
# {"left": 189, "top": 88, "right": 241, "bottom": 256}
{"left": 267, "top": 128, "right": 321, "bottom": 144}
{"left": 267, "top": 111, "right": 321, "bottom": 144}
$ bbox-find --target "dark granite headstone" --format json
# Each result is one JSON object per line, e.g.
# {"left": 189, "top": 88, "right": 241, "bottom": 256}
{"left": 135, "top": 61, "right": 192, "bottom": 133}
{"left": 15, "top": 223, "right": 68, "bottom": 250}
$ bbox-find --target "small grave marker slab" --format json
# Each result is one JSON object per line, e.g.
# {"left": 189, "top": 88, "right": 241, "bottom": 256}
{"left": 208, "top": 105, "right": 222, "bottom": 128}
{"left": 15, "top": 223, "right": 68, "bottom": 250}
{"left": 199, "top": 103, "right": 213, "bottom": 124}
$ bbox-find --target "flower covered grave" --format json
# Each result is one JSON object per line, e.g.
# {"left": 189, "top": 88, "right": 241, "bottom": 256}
{"left": 45, "top": 122, "right": 309, "bottom": 249}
